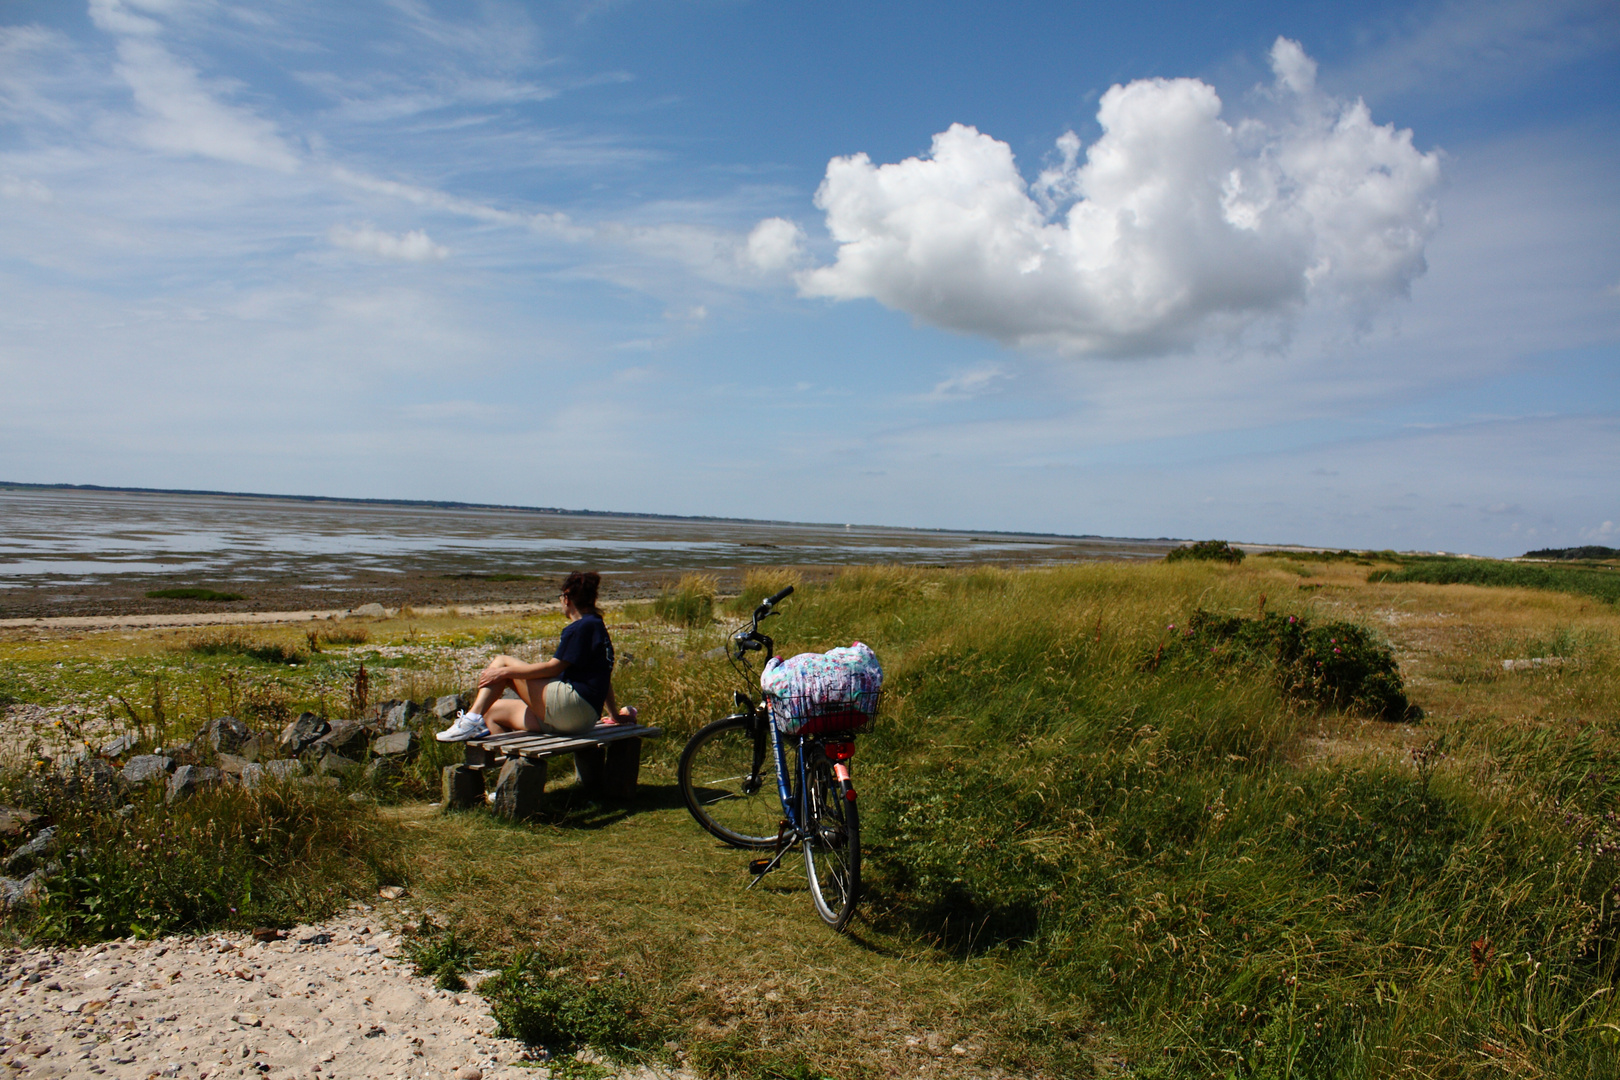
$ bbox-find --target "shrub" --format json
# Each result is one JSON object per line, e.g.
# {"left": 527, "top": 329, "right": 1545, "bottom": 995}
{"left": 1370, "top": 556, "right": 1620, "bottom": 605}
{"left": 179, "top": 629, "right": 305, "bottom": 665}
{"left": 145, "top": 587, "right": 245, "bottom": 602}
{"left": 1164, "top": 539, "right": 1245, "bottom": 564}
{"left": 652, "top": 574, "right": 716, "bottom": 627}
{"left": 725, "top": 568, "right": 803, "bottom": 615}
{"left": 403, "top": 924, "right": 480, "bottom": 991}
{"left": 1154, "top": 608, "right": 1422, "bottom": 721}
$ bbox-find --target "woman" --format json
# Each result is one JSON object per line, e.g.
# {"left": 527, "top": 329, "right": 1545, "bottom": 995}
{"left": 435, "top": 570, "right": 634, "bottom": 742}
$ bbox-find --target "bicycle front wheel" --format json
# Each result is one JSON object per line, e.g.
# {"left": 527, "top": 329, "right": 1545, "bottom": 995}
{"left": 803, "top": 755, "right": 861, "bottom": 931}
{"left": 678, "top": 716, "right": 780, "bottom": 849}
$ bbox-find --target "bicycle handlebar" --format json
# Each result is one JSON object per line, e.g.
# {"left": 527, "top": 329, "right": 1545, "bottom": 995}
{"left": 766, "top": 585, "right": 795, "bottom": 606}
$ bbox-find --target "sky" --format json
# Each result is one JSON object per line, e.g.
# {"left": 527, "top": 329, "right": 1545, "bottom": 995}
{"left": 1, "top": 0, "right": 1617, "bottom": 557}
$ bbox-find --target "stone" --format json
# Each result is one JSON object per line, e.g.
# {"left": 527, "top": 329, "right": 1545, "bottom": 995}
{"left": 352, "top": 603, "right": 388, "bottom": 618}
{"left": 456, "top": 1068, "right": 483, "bottom": 1080}
{"left": 0, "top": 807, "right": 42, "bottom": 838}
{"left": 312, "top": 719, "right": 373, "bottom": 759}
{"left": 383, "top": 700, "right": 421, "bottom": 732}
{"left": 238, "top": 733, "right": 263, "bottom": 762}
{"left": 264, "top": 758, "right": 303, "bottom": 780}
{"left": 371, "top": 731, "right": 418, "bottom": 759}
{"left": 215, "top": 753, "right": 252, "bottom": 777}
{"left": 166, "top": 765, "right": 222, "bottom": 804}
{"left": 238, "top": 762, "right": 266, "bottom": 789}
{"left": 316, "top": 753, "right": 359, "bottom": 778}
{"left": 279, "top": 713, "right": 330, "bottom": 756}
{"left": 0, "top": 871, "right": 46, "bottom": 911}
{"left": 4, "top": 827, "right": 56, "bottom": 876}
{"left": 433, "top": 694, "right": 465, "bottom": 719}
{"left": 573, "top": 737, "right": 643, "bottom": 801}
{"left": 378, "top": 885, "right": 406, "bottom": 900}
{"left": 299, "top": 776, "right": 342, "bottom": 790}
{"left": 120, "top": 754, "right": 174, "bottom": 787}
{"left": 492, "top": 757, "right": 547, "bottom": 821}
{"left": 192, "top": 715, "right": 253, "bottom": 756}
{"left": 440, "top": 765, "right": 485, "bottom": 810}
{"left": 97, "top": 733, "right": 138, "bottom": 759}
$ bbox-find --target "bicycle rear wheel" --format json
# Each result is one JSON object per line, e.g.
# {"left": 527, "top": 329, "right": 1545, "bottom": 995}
{"left": 678, "top": 716, "right": 779, "bottom": 849}
{"left": 802, "top": 754, "right": 860, "bottom": 931}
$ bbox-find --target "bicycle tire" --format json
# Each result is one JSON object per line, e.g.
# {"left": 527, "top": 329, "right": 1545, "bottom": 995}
{"left": 678, "top": 715, "right": 780, "bottom": 850}
{"left": 802, "top": 753, "right": 860, "bottom": 931}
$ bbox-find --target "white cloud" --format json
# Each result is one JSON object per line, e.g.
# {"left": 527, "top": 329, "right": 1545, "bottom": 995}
{"left": 927, "top": 364, "right": 1013, "bottom": 401}
{"left": 89, "top": 0, "right": 300, "bottom": 171}
{"left": 797, "top": 38, "right": 1441, "bottom": 357}
{"left": 743, "top": 217, "right": 806, "bottom": 272}
{"left": 0, "top": 175, "right": 53, "bottom": 202}
{"left": 329, "top": 223, "right": 448, "bottom": 261}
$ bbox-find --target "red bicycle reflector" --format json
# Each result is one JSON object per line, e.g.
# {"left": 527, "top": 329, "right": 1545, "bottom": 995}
{"left": 825, "top": 741, "right": 856, "bottom": 761}
{"left": 844, "top": 788, "right": 858, "bottom": 802}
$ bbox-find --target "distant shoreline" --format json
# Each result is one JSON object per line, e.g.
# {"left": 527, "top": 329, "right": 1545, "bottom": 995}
{"left": 0, "top": 480, "right": 1180, "bottom": 544}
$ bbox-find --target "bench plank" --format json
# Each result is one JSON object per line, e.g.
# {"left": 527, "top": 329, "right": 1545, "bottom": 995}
{"left": 464, "top": 723, "right": 662, "bottom": 768}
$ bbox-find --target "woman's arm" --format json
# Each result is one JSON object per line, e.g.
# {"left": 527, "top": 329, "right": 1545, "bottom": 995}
{"left": 478, "top": 656, "right": 566, "bottom": 686}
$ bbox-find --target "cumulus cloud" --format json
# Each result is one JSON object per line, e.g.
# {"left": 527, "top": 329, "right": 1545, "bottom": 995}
{"left": 743, "top": 217, "right": 806, "bottom": 272}
{"left": 797, "top": 38, "right": 1442, "bottom": 356}
{"left": 329, "top": 223, "right": 448, "bottom": 261}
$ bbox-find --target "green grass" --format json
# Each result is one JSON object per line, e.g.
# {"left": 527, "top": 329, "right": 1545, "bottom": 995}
{"left": 653, "top": 573, "right": 717, "bottom": 628}
{"left": 1370, "top": 556, "right": 1620, "bottom": 605}
{"left": 145, "top": 587, "right": 246, "bottom": 601}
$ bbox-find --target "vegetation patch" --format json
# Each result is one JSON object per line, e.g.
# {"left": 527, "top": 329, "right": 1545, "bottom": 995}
{"left": 1524, "top": 545, "right": 1620, "bottom": 561}
{"left": 178, "top": 628, "right": 306, "bottom": 665}
{"left": 402, "top": 922, "right": 481, "bottom": 991}
{"left": 1370, "top": 555, "right": 1620, "bottom": 605}
{"left": 1152, "top": 608, "right": 1423, "bottom": 721}
{"left": 480, "top": 950, "right": 656, "bottom": 1056}
{"left": 1165, "top": 539, "right": 1245, "bottom": 564}
{"left": 652, "top": 573, "right": 716, "bottom": 627}
{"left": 144, "top": 587, "right": 246, "bottom": 602}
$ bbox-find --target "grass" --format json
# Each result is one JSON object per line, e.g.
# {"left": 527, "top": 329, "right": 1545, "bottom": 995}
{"left": 653, "top": 573, "right": 718, "bottom": 628}
{"left": 145, "top": 587, "right": 246, "bottom": 602}
{"left": 1369, "top": 556, "right": 1620, "bottom": 605}
{"left": 5, "top": 559, "right": 1620, "bottom": 1076}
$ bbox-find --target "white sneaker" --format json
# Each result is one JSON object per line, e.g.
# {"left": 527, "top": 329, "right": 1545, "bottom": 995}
{"left": 435, "top": 711, "right": 488, "bottom": 742}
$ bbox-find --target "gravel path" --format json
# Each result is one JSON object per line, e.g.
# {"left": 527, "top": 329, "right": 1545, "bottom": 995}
{"left": 0, "top": 905, "right": 685, "bottom": 1080}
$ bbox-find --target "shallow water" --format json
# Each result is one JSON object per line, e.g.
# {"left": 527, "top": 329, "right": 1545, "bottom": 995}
{"left": 0, "top": 486, "right": 1173, "bottom": 589}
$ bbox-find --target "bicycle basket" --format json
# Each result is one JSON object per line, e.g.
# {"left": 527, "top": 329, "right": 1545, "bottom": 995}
{"left": 761, "top": 642, "right": 883, "bottom": 737}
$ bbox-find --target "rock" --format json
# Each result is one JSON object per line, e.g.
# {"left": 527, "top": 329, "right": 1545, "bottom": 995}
{"left": 98, "top": 733, "right": 139, "bottom": 759}
{"left": 352, "top": 603, "right": 388, "bottom": 618}
{"left": 238, "top": 762, "right": 266, "bottom": 788}
{"left": 378, "top": 885, "right": 406, "bottom": 900}
{"left": 279, "top": 712, "right": 330, "bottom": 756}
{"left": 264, "top": 758, "right": 303, "bottom": 781}
{"left": 299, "top": 776, "right": 342, "bottom": 790}
{"left": 0, "top": 807, "right": 42, "bottom": 838}
{"left": 456, "top": 1068, "right": 483, "bottom": 1080}
{"left": 0, "top": 874, "right": 43, "bottom": 910}
{"left": 371, "top": 731, "right": 418, "bottom": 759}
{"left": 165, "top": 765, "right": 222, "bottom": 804}
{"left": 433, "top": 694, "right": 465, "bottom": 719}
{"left": 440, "top": 765, "right": 485, "bottom": 810}
{"left": 492, "top": 757, "right": 547, "bottom": 821}
{"left": 316, "top": 753, "right": 359, "bottom": 778}
{"left": 238, "top": 733, "right": 263, "bottom": 762}
{"left": 383, "top": 700, "right": 421, "bottom": 731}
{"left": 5, "top": 827, "right": 56, "bottom": 875}
{"left": 215, "top": 753, "right": 252, "bottom": 777}
{"left": 251, "top": 927, "right": 285, "bottom": 943}
{"left": 120, "top": 754, "right": 175, "bottom": 787}
{"left": 192, "top": 716, "right": 252, "bottom": 756}
{"left": 574, "top": 737, "right": 644, "bottom": 801}
{"left": 312, "top": 719, "right": 373, "bottom": 759}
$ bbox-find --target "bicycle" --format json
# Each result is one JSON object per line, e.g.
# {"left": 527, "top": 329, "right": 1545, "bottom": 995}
{"left": 677, "top": 586, "right": 873, "bottom": 931}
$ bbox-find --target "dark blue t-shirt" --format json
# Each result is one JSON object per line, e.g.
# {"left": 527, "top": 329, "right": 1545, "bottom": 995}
{"left": 555, "top": 613, "right": 614, "bottom": 711}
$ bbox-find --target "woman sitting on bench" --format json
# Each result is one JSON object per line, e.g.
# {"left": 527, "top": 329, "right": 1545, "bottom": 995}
{"left": 436, "top": 570, "right": 634, "bottom": 742}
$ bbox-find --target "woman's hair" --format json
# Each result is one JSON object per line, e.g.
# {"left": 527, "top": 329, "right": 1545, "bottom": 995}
{"left": 561, "top": 570, "right": 601, "bottom": 611}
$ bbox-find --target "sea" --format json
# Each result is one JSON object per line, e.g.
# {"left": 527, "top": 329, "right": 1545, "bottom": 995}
{"left": 0, "top": 485, "right": 1175, "bottom": 590}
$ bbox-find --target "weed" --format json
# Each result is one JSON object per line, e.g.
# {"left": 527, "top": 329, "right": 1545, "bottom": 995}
{"left": 480, "top": 950, "right": 652, "bottom": 1054}
{"left": 403, "top": 923, "right": 480, "bottom": 991}
{"left": 180, "top": 629, "right": 304, "bottom": 665}
{"left": 725, "top": 568, "right": 804, "bottom": 615}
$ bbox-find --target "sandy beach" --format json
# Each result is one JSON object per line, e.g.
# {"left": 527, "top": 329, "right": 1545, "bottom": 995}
{"left": 0, "top": 902, "right": 689, "bottom": 1080}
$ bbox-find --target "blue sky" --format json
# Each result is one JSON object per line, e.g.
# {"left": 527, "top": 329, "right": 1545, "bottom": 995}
{"left": 1, "top": 0, "right": 1616, "bottom": 556}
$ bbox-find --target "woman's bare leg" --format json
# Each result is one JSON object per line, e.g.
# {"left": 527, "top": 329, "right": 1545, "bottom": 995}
{"left": 484, "top": 678, "right": 552, "bottom": 734}
{"left": 469, "top": 655, "right": 527, "bottom": 717}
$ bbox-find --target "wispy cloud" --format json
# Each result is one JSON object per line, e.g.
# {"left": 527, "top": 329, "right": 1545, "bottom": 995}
{"left": 329, "top": 222, "right": 447, "bottom": 261}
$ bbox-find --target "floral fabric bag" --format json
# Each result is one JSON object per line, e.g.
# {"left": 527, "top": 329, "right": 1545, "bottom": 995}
{"left": 760, "top": 642, "right": 883, "bottom": 736}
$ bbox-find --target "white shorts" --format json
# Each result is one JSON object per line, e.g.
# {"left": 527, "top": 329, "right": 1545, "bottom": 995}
{"left": 541, "top": 680, "right": 599, "bottom": 735}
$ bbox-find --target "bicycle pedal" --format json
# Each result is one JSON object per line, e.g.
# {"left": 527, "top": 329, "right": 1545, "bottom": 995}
{"left": 747, "top": 858, "right": 773, "bottom": 875}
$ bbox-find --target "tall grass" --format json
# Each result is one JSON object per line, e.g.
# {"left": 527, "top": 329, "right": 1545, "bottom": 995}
{"left": 652, "top": 573, "right": 717, "bottom": 628}
{"left": 715, "top": 563, "right": 1620, "bottom": 1077}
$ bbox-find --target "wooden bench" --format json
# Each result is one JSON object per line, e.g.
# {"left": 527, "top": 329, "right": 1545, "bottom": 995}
{"left": 441, "top": 722, "right": 662, "bottom": 818}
